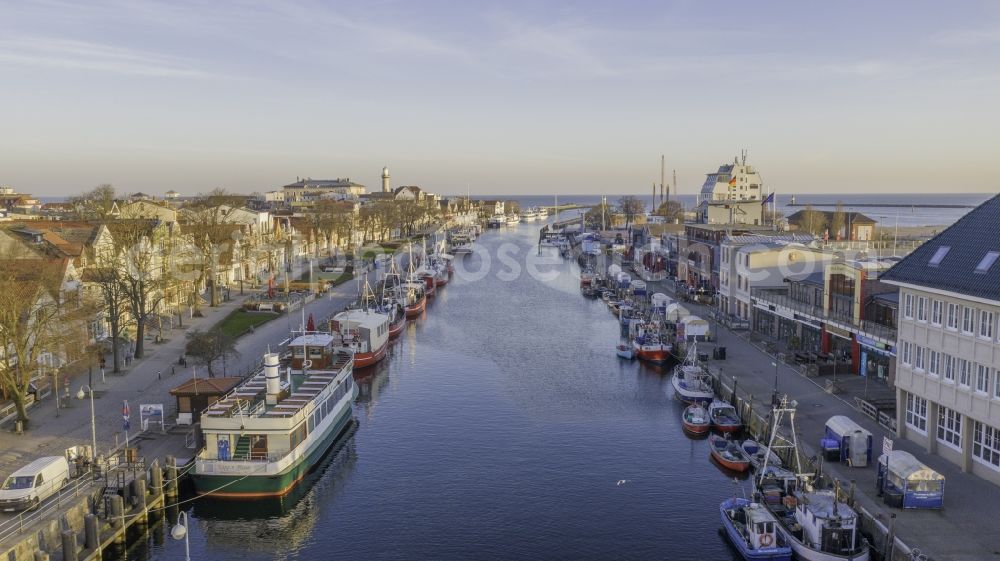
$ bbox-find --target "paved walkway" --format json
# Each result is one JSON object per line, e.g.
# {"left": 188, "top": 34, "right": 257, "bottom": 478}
{"left": 649, "top": 278, "right": 996, "bottom": 561}
{"left": 0, "top": 259, "right": 361, "bottom": 478}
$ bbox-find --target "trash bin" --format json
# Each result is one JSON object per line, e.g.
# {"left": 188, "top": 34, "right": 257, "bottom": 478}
{"left": 698, "top": 352, "right": 709, "bottom": 362}
{"left": 717, "top": 347, "right": 726, "bottom": 360}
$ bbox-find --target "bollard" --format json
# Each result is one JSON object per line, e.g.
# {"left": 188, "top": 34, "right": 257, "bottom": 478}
{"left": 34, "top": 551, "right": 49, "bottom": 561}
{"left": 84, "top": 514, "right": 99, "bottom": 550}
{"left": 135, "top": 479, "right": 148, "bottom": 528}
{"left": 150, "top": 459, "right": 163, "bottom": 499}
{"left": 61, "top": 529, "right": 78, "bottom": 561}
{"left": 166, "top": 456, "right": 178, "bottom": 498}
{"left": 110, "top": 494, "right": 125, "bottom": 546}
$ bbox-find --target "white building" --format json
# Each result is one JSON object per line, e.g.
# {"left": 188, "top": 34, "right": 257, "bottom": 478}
{"left": 882, "top": 194, "right": 1000, "bottom": 485}
{"left": 699, "top": 155, "right": 764, "bottom": 202}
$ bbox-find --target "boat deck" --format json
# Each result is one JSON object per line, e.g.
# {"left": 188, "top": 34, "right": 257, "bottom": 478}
{"left": 204, "top": 354, "right": 352, "bottom": 419}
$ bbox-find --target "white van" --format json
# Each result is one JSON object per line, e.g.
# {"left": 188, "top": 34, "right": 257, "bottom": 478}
{"left": 0, "top": 456, "right": 70, "bottom": 511}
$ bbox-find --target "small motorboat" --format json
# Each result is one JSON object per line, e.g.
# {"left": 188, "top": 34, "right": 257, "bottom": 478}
{"left": 742, "top": 440, "right": 782, "bottom": 471}
{"left": 709, "top": 434, "right": 751, "bottom": 472}
{"left": 616, "top": 341, "right": 636, "bottom": 359}
{"left": 720, "top": 497, "right": 792, "bottom": 561}
{"left": 681, "top": 404, "right": 710, "bottom": 435}
{"left": 709, "top": 400, "right": 742, "bottom": 433}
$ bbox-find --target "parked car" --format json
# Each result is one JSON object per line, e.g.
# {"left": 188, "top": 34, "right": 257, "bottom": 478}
{"left": 0, "top": 456, "right": 71, "bottom": 511}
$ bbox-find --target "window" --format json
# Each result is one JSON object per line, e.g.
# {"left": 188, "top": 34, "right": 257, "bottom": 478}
{"left": 947, "top": 303, "right": 958, "bottom": 330}
{"left": 931, "top": 300, "right": 942, "bottom": 326}
{"left": 901, "top": 341, "right": 912, "bottom": 365}
{"left": 917, "top": 297, "right": 927, "bottom": 322}
{"left": 938, "top": 407, "right": 962, "bottom": 449}
{"left": 944, "top": 354, "right": 955, "bottom": 382}
{"left": 914, "top": 346, "right": 925, "bottom": 370}
{"left": 959, "top": 359, "right": 972, "bottom": 387}
{"left": 928, "top": 350, "right": 940, "bottom": 376}
{"left": 976, "top": 251, "right": 1000, "bottom": 273}
{"left": 962, "top": 306, "right": 975, "bottom": 334}
{"left": 905, "top": 394, "right": 927, "bottom": 433}
{"left": 973, "top": 421, "right": 1000, "bottom": 469}
{"left": 980, "top": 310, "right": 995, "bottom": 339}
{"left": 903, "top": 293, "right": 914, "bottom": 319}
{"left": 928, "top": 246, "right": 950, "bottom": 266}
{"left": 977, "top": 364, "right": 992, "bottom": 394}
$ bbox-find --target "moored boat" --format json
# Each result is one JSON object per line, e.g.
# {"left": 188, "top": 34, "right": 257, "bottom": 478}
{"left": 400, "top": 281, "right": 426, "bottom": 318}
{"left": 742, "top": 440, "right": 782, "bottom": 471}
{"left": 709, "top": 434, "right": 751, "bottom": 472}
{"left": 329, "top": 309, "right": 390, "bottom": 369}
{"left": 616, "top": 341, "right": 636, "bottom": 359}
{"left": 191, "top": 344, "right": 356, "bottom": 499}
{"left": 720, "top": 497, "right": 793, "bottom": 561}
{"left": 670, "top": 356, "right": 715, "bottom": 404}
{"left": 709, "top": 400, "right": 742, "bottom": 432}
{"left": 682, "top": 404, "right": 710, "bottom": 435}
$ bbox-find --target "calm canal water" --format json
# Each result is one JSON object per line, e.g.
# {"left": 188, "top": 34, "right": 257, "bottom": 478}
{"left": 142, "top": 222, "right": 745, "bottom": 561}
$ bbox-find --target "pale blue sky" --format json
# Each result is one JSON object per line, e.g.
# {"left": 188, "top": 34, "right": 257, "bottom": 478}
{"left": 1, "top": 1, "right": 999, "bottom": 196}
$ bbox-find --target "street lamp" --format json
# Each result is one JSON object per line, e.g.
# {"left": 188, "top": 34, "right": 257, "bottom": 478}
{"left": 771, "top": 353, "right": 784, "bottom": 406}
{"left": 171, "top": 511, "right": 191, "bottom": 561}
{"left": 75, "top": 385, "right": 97, "bottom": 463}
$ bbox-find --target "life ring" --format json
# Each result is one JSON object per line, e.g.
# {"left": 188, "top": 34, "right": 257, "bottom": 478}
{"left": 759, "top": 533, "right": 774, "bottom": 547}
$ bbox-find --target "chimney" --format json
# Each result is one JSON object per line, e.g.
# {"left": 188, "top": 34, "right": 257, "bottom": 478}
{"left": 264, "top": 352, "right": 281, "bottom": 404}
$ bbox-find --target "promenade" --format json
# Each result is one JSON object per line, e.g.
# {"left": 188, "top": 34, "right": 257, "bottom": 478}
{"left": 0, "top": 259, "right": 363, "bottom": 488}
{"left": 649, "top": 278, "right": 995, "bottom": 561}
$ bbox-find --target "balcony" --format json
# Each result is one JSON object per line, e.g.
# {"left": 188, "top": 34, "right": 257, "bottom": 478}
{"left": 750, "top": 287, "right": 897, "bottom": 344}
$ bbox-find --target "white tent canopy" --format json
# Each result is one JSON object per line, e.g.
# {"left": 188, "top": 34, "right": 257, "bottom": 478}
{"left": 879, "top": 450, "right": 944, "bottom": 483}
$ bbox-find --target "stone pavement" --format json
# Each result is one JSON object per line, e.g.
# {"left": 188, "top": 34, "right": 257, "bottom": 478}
{"left": 648, "top": 278, "right": 997, "bottom": 561}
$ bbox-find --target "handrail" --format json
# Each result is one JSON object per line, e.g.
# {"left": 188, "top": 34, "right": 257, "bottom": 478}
{"left": 750, "top": 288, "right": 897, "bottom": 343}
{"left": 0, "top": 475, "right": 94, "bottom": 546}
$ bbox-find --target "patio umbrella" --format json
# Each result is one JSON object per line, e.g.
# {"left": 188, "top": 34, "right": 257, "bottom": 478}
{"left": 307, "top": 313, "right": 315, "bottom": 332}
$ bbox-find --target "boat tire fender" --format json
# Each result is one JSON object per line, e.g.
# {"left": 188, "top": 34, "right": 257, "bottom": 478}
{"left": 759, "top": 533, "right": 773, "bottom": 547}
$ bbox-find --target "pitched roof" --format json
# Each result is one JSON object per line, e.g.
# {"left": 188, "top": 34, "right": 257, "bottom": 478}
{"left": 786, "top": 210, "right": 876, "bottom": 224}
{"left": 169, "top": 376, "right": 243, "bottom": 396}
{"left": 881, "top": 194, "right": 1000, "bottom": 301}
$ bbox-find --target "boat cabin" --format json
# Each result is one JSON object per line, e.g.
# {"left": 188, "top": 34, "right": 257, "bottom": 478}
{"left": 288, "top": 333, "right": 340, "bottom": 370}
{"left": 794, "top": 491, "right": 862, "bottom": 556}
{"left": 743, "top": 503, "right": 780, "bottom": 551}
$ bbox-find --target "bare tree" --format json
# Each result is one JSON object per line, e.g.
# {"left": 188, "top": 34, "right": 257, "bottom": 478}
{"left": 0, "top": 253, "right": 74, "bottom": 427}
{"left": 830, "top": 201, "right": 846, "bottom": 241}
{"left": 654, "top": 200, "right": 684, "bottom": 222}
{"left": 799, "top": 204, "right": 828, "bottom": 237}
{"left": 617, "top": 196, "right": 645, "bottom": 228}
{"left": 185, "top": 327, "right": 238, "bottom": 377}
{"left": 107, "top": 220, "right": 166, "bottom": 359}
{"left": 69, "top": 184, "right": 118, "bottom": 221}
{"left": 86, "top": 249, "right": 132, "bottom": 373}
{"left": 181, "top": 189, "right": 244, "bottom": 309}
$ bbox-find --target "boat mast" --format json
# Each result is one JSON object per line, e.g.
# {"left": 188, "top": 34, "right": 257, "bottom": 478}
{"left": 757, "top": 397, "right": 813, "bottom": 489}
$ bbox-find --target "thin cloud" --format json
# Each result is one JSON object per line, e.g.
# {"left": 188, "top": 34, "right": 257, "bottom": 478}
{"left": 0, "top": 37, "right": 210, "bottom": 77}
{"left": 932, "top": 26, "right": 1000, "bottom": 45}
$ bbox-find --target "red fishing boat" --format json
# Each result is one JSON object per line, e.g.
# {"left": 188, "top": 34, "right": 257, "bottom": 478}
{"left": 709, "top": 434, "right": 751, "bottom": 472}
{"left": 708, "top": 400, "right": 742, "bottom": 433}
{"left": 682, "top": 404, "right": 710, "bottom": 435}
{"left": 401, "top": 282, "right": 426, "bottom": 318}
{"left": 330, "top": 309, "right": 389, "bottom": 369}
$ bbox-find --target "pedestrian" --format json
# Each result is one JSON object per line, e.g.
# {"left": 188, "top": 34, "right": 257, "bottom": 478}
{"left": 250, "top": 325, "right": 255, "bottom": 334}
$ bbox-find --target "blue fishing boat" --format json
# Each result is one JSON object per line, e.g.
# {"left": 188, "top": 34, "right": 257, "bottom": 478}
{"left": 720, "top": 497, "right": 793, "bottom": 561}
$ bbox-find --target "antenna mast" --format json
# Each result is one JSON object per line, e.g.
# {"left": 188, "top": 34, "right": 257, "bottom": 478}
{"left": 660, "top": 155, "right": 665, "bottom": 207}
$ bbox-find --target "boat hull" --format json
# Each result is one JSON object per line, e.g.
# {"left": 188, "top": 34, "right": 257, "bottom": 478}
{"left": 353, "top": 339, "right": 389, "bottom": 369}
{"left": 682, "top": 420, "right": 710, "bottom": 435}
{"left": 405, "top": 298, "right": 426, "bottom": 318}
{"left": 781, "top": 535, "right": 869, "bottom": 561}
{"left": 671, "top": 377, "right": 715, "bottom": 405}
{"left": 616, "top": 345, "right": 636, "bottom": 359}
{"left": 710, "top": 435, "right": 751, "bottom": 472}
{"left": 191, "top": 402, "right": 354, "bottom": 499}
{"left": 720, "top": 498, "right": 793, "bottom": 561}
{"left": 388, "top": 316, "right": 405, "bottom": 338}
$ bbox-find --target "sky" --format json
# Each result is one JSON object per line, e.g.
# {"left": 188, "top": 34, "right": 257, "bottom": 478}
{"left": 1, "top": 0, "right": 1000, "bottom": 197}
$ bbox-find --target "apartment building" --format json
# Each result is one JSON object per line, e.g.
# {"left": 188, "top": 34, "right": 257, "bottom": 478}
{"left": 882, "top": 194, "right": 1000, "bottom": 485}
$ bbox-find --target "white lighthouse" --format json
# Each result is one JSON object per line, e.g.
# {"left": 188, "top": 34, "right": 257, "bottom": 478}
{"left": 381, "top": 166, "right": 390, "bottom": 193}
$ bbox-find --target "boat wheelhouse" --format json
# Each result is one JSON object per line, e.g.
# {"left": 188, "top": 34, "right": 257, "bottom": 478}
{"left": 330, "top": 310, "right": 390, "bottom": 368}
{"left": 192, "top": 344, "right": 356, "bottom": 499}
{"left": 720, "top": 497, "right": 792, "bottom": 561}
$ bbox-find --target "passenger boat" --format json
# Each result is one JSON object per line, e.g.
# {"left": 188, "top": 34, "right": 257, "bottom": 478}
{"left": 329, "top": 309, "right": 390, "bottom": 369}
{"left": 720, "top": 497, "right": 793, "bottom": 561}
{"left": 670, "top": 348, "right": 715, "bottom": 404}
{"left": 756, "top": 400, "right": 870, "bottom": 561}
{"left": 681, "top": 404, "right": 710, "bottom": 435}
{"left": 487, "top": 215, "right": 505, "bottom": 228}
{"left": 709, "top": 434, "right": 751, "bottom": 472}
{"left": 709, "top": 400, "right": 742, "bottom": 433}
{"left": 616, "top": 341, "right": 636, "bottom": 359}
{"left": 450, "top": 232, "right": 473, "bottom": 254}
{"left": 399, "top": 281, "right": 426, "bottom": 318}
{"left": 742, "top": 440, "right": 782, "bottom": 471}
{"left": 538, "top": 207, "right": 549, "bottom": 218}
{"left": 506, "top": 214, "right": 520, "bottom": 225}
{"left": 521, "top": 208, "right": 538, "bottom": 221}
{"left": 192, "top": 343, "right": 356, "bottom": 498}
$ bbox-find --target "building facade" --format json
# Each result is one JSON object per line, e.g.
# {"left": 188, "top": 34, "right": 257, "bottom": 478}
{"left": 883, "top": 194, "right": 1000, "bottom": 485}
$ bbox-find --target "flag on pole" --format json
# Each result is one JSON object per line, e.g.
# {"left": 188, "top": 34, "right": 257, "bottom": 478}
{"left": 122, "top": 400, "right": 131, "bottom": 432}
{"left": 761, "top": 192, "right": 775, "bottom": 205}
{"left": 728, "top": 175, "right": 737, "bottom": 187}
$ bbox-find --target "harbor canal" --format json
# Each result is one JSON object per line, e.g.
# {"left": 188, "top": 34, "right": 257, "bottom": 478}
{"left": 143, "top": 221, "right": 745, "bottom": 561}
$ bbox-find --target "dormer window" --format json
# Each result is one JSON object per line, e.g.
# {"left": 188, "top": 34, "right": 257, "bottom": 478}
{"left": 928, "top": 246, "right": 950, "bottom": 267}
{"left": 976, "top": 251, "right": 999, "bottom": 273}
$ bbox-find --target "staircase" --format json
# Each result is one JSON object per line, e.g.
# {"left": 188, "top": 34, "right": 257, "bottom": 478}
{"left": 233, "top": 435, "right": 252, "bottom": 460}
